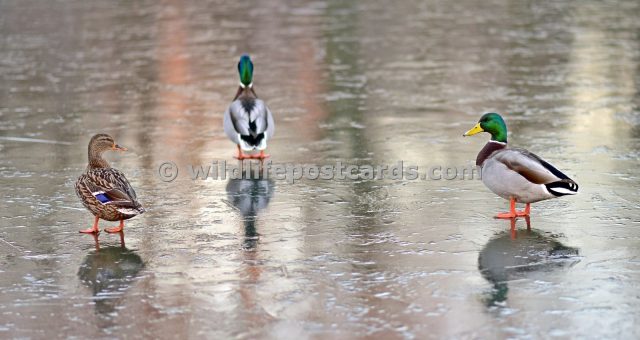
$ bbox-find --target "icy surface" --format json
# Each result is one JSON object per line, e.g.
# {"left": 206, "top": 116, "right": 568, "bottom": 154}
{"left": 0, "top": 0, "right": 639, "bottom": 338}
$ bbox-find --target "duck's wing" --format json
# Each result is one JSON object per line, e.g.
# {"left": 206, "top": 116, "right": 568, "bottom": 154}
{"left": 251, "top": 99, "right": 272, "bottom": 136}
{"left": 493, "top": 148, "right": 572, "bottom": 183}
{"left": 79, "top": 168, "right": 141, "bottom": 209}
{"left": 223, "top": 104, "right": 242, "bottom": 145}
{"left": 224, "top": 101, "right": 247, "bottom": 134}
{"left": 265, "top": 105, "right": 275, "bottom": 141}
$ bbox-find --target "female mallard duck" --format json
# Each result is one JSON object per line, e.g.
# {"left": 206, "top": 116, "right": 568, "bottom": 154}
{"left": 223, "top": 54, "right": 275, "bottom": 160}
{"left": 75, "top": 134, "right": 144, "bottom": 234}
{"left": 463, "top": 113, "right": 578, "bottom": 218}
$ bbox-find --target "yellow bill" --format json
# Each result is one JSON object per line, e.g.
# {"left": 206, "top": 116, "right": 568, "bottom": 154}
{"left": 463, "top": 123, "right": 484, "bottom": 137}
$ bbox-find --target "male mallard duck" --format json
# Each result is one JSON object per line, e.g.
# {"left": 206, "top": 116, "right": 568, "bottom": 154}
{"left": 223, "top": 54, "right": 275, "bottom": 160}
{"left": 463, "top": 113, "right": 578, "bottom": 218}
{"left": 75, "top": 134, "right": 144, "bottom": 234}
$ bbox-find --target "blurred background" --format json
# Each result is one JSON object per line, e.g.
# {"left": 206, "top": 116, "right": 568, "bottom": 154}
{"left": 0, "top": 0, "right": 639, "bottom": 338}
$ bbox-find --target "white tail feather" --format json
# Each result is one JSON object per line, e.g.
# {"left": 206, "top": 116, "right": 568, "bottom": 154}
{"left": 551, "top": 187, "right": 578, "bottom": 195}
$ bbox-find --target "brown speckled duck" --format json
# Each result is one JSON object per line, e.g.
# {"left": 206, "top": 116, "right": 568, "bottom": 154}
{"left": 75, "top": 134, "right": 144, "bottom": 234}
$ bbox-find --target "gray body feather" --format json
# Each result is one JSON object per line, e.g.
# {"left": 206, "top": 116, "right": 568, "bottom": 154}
{"left": 224, "top": 92, "right": 275, "bottom": 151}
{"left": 480, "top": 145, "right": 578, "bottom": 204}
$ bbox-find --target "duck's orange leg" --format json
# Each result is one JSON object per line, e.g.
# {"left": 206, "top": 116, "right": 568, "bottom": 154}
{"left": 495, "top": 198, "right": 517, "bottom": 219}
{"left": 516, "top": 203, "right": 531, "bottom": 217}
{"left": 79, "top": 216, "right": 100, "bottom": 234}
{"left": 235, "top": 145, "right": 250, "bottom": 160}
{"left": 104, "top": 220, "right": 124, "bottom": 234}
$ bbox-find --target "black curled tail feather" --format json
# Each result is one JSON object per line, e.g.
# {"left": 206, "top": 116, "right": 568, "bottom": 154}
{"left": 240, "top": 113, "right": 265, "bottom": 147}
{"left": 545, "top": 179, "right": 579, "bottom": 197}
{"left": 240, "top": 132, "right": 265, "bottom": 146}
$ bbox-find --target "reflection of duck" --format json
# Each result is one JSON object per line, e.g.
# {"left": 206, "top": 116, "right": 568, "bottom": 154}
{"left": 226, "top": 178, "right": 275, "bottom": 327}
{"left": 78, "top": 246, "right": 144, "bottom": 315}
{"left": 478, "top": 219, "right": 579, "bottom": 307}
{"left": 225, "top": 178, "right": 275, "bottom": 250}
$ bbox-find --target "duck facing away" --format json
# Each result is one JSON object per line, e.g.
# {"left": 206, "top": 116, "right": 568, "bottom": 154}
{"left": 223, "top": 54, "right": 275, "bottom": 160}
{"left": 463, "top": 113, "right": 578, "bottom": 218}
{"left": 75, "top": 134, "right": 144, "bottom": 234}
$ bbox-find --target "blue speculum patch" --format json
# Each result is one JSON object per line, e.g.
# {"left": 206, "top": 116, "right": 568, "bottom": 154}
{"left": 94, "top": 193, "right": 110, "bottom": 203}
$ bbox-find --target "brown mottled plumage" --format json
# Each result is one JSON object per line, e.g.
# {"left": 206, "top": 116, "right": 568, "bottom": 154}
{"left": 75, "top": 134, "right": 144, "bottom": 234}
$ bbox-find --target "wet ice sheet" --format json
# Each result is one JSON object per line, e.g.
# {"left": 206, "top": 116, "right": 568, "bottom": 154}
{"left": 1, "top": 0, "right": 640, "bottom": 338}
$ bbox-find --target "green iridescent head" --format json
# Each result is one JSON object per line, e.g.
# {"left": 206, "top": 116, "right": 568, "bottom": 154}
{"left": 463, "top": 112, "right": 508, "bottom": 143}
{"left": 237, "top": 54, "right": 254, "bottom": 87}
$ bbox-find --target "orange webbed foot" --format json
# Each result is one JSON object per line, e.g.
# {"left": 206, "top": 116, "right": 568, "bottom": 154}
{"left": 104, "top": 226, "right": 123, "bottom": 233}
{"left": 234, "top": 145, "right": 251, "bottom": 160}
{"left": 515, "top": 203, "right": 531, "bottom": 217}
{"left": 79, "top": 227, "right": 100, "bottom": 234}
{"left": 104, "top": 220, "right": 124, "bottom": 234}
{"left": 496, "top": 201, "right": 530, "bottom": 218}
{"left": 495, "top": 212, "right": 517, "bottom": 219}
{"left": 235, "top": 152, "right": 270, "bottom": 160}
{"left": 249, "top": 151, "right": 270, "bottom": 160}
{"left": 80, "top": 216, "right": 100, "bottom": 234}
